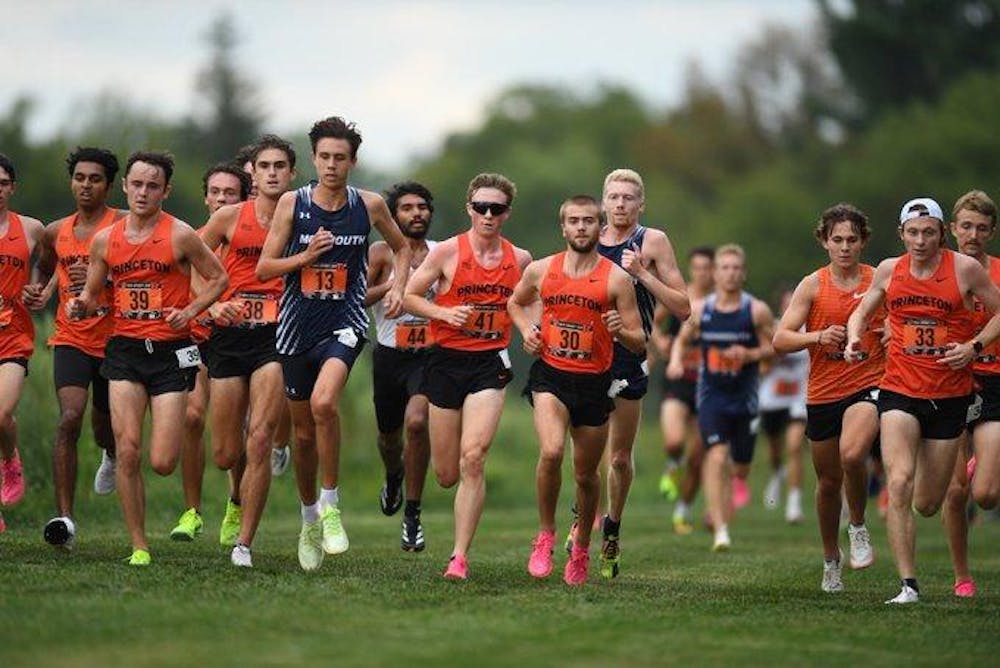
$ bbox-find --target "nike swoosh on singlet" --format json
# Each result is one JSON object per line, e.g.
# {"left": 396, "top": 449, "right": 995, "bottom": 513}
{"left": 852, "top": 292, "right": 866, "bottom": 299}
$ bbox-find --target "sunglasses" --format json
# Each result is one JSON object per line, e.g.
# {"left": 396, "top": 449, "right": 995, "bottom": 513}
{"left": 470, "top": 201, "right": 509, "bottom": 216}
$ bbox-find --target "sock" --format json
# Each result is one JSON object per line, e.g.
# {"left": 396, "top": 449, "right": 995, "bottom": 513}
{"left": 666, "top": 454, "right": 682, "bottom": 470}
{"left": 674, "top": 500, "right": 689, "bottom": 521}
{"left": 603, "top": 516, "right": 620, "bottom": 537}
{"left": 301, "top": 502, "right": 319, "bottom": 523}
{"left": 788, "top": 488, "right": 802, "bottom": 506}
{"left": 319, "top": 487, "right": 339, "bottom": 508}
{"left": 903, "top": 578, "right": 919, "bottom": 593}
{"left": 404, "top": 500, "right": 421, "bottom": 518}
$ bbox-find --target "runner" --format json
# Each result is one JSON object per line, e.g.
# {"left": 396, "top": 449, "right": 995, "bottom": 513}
{"left": 31, "top": 147, "right": 121, "bottom": 548}
{"left": 403, "top": 172, "right": 531, "bottom": 580}
{"left": 846, "top": 197, "right": 1000, "bottom": 603}
{"left": 257, "top": 117, "right": 412, "bottom": 571}
{"left": 773, "top": 203, "right": 884, "bottom": 592}
{"left": 0, "top": 153, "right": 45, "bottom": 533}
{"left": 366, "top": 181, "right": 436, "bottom": 551}
{"left": 199, "top": 136, "right": 294, "bottom": 567}
{"left": 510, "top": 194, "right": 644, "bottom": 585}
{"left": 671, "top": 244, "right": 774, "bottom": 552}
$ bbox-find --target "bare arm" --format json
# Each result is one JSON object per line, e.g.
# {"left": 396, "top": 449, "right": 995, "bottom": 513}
{"left": 256, "top": 192, "right": 333, "bottom": 281}
{"left": 507, "top": 259, "right": 544, "bottom": 355}
{"left": 846, "top": 259, "right": 893, "bottom": 361}
{"left": 606, "top": 265, "right": 646, "bottom": 355}
{"left": 403, "top": 240, "right": 471, "bottom": 327}
{"left": 668, "top": 304, "right": 701, "bottom": 378}
{"left": 24, "top": 220, "right": 58, "bottom": 310}
{"left": 750, "top": 299, "right": 776, "bottom": 363}
{"left": 650, "top": 303, "right": 674, "bottom": 360}
{"left": 773, "top": 272, "right": 846, "bottom": 353}
{"left": 67, "top": 228, "right": 111, "bottom": 318}
{"left": 623, "top": 229, "right": 690, "bottom": 319}
{"left": 940, "top": 255, "right": 1000, "bottom": 369}
{"left": 364, "top": 241, "right": 393, "bottom": 308}
{"left": 366, "top": 192, "right": 411, "bottom": 319}
{"left": 168, "top": 223, "right": 228, "bottom": 330}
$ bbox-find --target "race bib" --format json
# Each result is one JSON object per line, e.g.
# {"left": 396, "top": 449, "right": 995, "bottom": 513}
{"left": 461, "top": 304, "right": 510, "bottom": 341}
{"left": 237, "top": 292, "right": 278, "bottom": 327}
{"left": 774, "top": 379, "right": 801, "bottom": 397}
{"left": 706, "top": 347, "right": 743, "bottom": 375}
{"left": 175, "top": 345, "right": 201, "bottom": 369}
{"left": 117, "top": 282, "right": 163, "bottom": 320}
{"left": 543, "top": 318, "right": 594, "bottom": 360}
{"left": 902, "top": 318, "right": 948, "bottom": 356}
{"left": 301, "top": 263, "right": 347, "bottom": 300}
{"left": 395, "top": 319, "right": 433, "bottom": 350}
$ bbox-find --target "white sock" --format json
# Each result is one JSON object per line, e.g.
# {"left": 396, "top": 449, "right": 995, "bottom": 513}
{"left": 320, "top": 487, "right": 339, "bottom": 509}
{"left": 788, "top": 487, "right": 802, "bottom": 508}
{"left": 301, "top": 502, "right": 319, "bottom": 523}
{"left": 674, "top": 500, "right": 689, "bottom": 521}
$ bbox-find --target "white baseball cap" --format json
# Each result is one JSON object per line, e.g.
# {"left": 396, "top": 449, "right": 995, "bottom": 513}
{"left": 899, "top": 197, "right": 944, "bottom": 224}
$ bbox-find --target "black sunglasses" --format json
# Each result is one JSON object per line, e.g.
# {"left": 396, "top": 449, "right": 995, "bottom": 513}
{"left": 470, "top": 201, "right": 509, "bottom": 216}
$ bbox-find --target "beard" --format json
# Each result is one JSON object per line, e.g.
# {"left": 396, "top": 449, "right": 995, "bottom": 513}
{"left": 568, "top": 237, "right": 598, "bottom": 254}
{"left": 402, "top": 220, "right": 429, "bottom": 239}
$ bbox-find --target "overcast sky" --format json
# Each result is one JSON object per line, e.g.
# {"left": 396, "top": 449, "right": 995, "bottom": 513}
{"left": 12, "top": 1, "right": 814, "bottom": 169}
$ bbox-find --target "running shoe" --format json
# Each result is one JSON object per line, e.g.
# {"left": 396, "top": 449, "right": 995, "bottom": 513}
{"left": 219, "top": 499, "right": 242, "bottom": 546}
{"left": 822, "top": 550, "right": 844, "bottom": 593}
{"left": 528, "top": 530, "right": 555, "bottom": 578}
{"left": 298, "top": 519, "right": 324, "bottom": 571}
{"left": 379, "top": 471, "right": 404, "bottom": 516}
{"left": 885, "top": 584, "right": 919, "bottom": 605}
{"left": 847, "top": 523, "right": 875, "bottom": 569}
{"left": 763, "top": 471, "right": 783, "bottom": 509}
{"left": 672, "top": 515, "right": 694, "bottom": 536}
{"left": 44, "top": 516, "right": 76, "bottom": 550}
{"left": 401, "top": 514, "right": 425, "bottom": 552}
{"left": 93, "top": 450, "right": 116, "bottom": 495}
{"left": 785, "top": 489, "right": 804, "bottom": 524}
{"left": 731, "top": 476, "right": 750, "bottom": 510}
{"left": 658, "top": 464, "right": 681, "bottom": 502}
{"left": 0, "top": 449, "right": 25, "bottom": 506}
{"left": 169, "top": 508, "right": 203, "bottom": 541}
{"left": 954, "top": 578, "right": 976, "bottom": 598}
{"left": 564, "top": 544, "right": 590, "bottom": 586}
{"left": 320, "top": 505, "right": 349, "bottom": 554}
{"left": 271, "top": 446, "right": 290, "bottom": 477}
{"left": 125, "top": 548, "right": 151, "bottom": 566}
{"left": 443, "top": 553, "right": 468, "bottom": 580}
{"left": 599, "top": 530, "right": 620, "bottom": 579}
{"left": 712, "top": 525, "right": 731, "bottom": 552}
{"left": 231, "top": 543, "right": 253, "bottom": 568}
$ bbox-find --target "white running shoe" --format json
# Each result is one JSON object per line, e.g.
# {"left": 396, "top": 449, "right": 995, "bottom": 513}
{"left": 847, "top": 523, "right": 875, "bottom": 569}
{"left": 785, "top": 488, "right": 803, "bottom": 524}
{"left": 885, "top": 584, "right": 919, "bottom": 605}
{"left": 44, "top": 516, "right": 76, "bottom": 550}
{"left": 822, "top": 550, "right": 844, "bottom": 593}
{"left": 298, "top": 519, "right": 324, "bottom": 571}
{"left": 231, "top": 544, "right": 253, "bottom": 568}
{"left": 271, "top": 447, "right": 290, "bottom": 477}
{"left": 320, "top": 505, "right": 349, "bottom": 555}
{"left": 93, "top": 451, "right": 116, "bottom": 495}
{"left": 712, "top": 525, "right": 731, "bottom": 552}
{"left": 763, "top": 472, "right": 782, "bottom": 509}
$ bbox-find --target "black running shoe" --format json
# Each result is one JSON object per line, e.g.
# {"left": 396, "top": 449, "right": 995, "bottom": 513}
{"left": 379, "top": 471, "right": 404, "bottom": 516}
{"left": 401, "top": 514, "right": 425, "bottom": 552}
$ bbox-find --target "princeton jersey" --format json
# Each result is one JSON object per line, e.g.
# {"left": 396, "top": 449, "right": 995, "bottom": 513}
{"left": 805, "top": 265, "right": 885, "bottom": 403}
{"left": 277, "top": 183, "right": 370, "bottom": 355}
{"left": 881, "top": 250, "right": 975, "bottom": 399}
{"left": 431, "top": 232, "right": 520, "bottom": 352}
{"left": 373, "top": 240, "right": 437, "bottom": 350}
{"left": 697, "top": 292, "right": 759, "bottom": 414}
{"left": 971, "top": 255, "right": 1000, "bottom": 376}
{"left": 106, "top": 213, "right": 191, "bottom": 341}
{"left": 49, "top": 209, "right": 116, "bottom": 357}
{"left": 219, "top": 201, "right": 282, "bottom": 330}
{"left": 0, "top": 212, "right": 34, "bottom": 359}
{"left": 598, "top": 225, "right": 655, "bottom": 365}
{"left": 538, "top": 252, "right": 614, "bottom": 374}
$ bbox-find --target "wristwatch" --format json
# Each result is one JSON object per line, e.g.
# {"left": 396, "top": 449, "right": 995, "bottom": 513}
{"left": 972, "top": 340, "right": 984, "bottom": 354}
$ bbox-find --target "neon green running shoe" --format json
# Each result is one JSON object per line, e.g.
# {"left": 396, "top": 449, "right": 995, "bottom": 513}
{"left": 658, "top": 468, "right": 681, "bottom": 502}
{"left": 219, "top": 499, "right": 242, "bottom": 546}
{"left": 170, "top": 508, "right": 203, "bottom": 541}
{"left": 599, "top": 533, "right": 620, "bottom": 579}
{"left": 125, "top": 548, "right": 151, "bottom": 566}
{"left": 320, "top": 505, "right": 349, "bottom": 555}
{"left": 298, "top": 519, "right": 324, "bottom": 571}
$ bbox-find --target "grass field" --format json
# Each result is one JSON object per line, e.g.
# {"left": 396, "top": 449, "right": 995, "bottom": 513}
{"left": 1, "top": 349, "right": 999, "bottom": 666}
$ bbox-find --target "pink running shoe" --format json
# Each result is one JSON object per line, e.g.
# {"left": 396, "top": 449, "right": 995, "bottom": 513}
{"left": 528, "top": 530, "right": 555, "bottom": 578}
{"left": 967, "top": 456, "right": 977, "bottom": 482}
{"left": 444, "top": 554, "right": 468, "bottom": 580}
{"left": 1, "top": 450, "right": 25, "bottom": 506}
{"left": 563, "top": 544, "right": 590, "bottom": 586}
{"left": 732, "top": 476, "right": 750, "bottom": 510}
{"left": 954, "top": 578, "right": 977, "bottom": 598}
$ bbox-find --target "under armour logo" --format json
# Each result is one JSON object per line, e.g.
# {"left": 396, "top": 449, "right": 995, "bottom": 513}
{"left": 298, "top": 211, "right": 311, "bottom": 220}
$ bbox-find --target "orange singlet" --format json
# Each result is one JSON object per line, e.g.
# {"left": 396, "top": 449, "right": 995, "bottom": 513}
{"left": 806, "top": 264, "right": 885, "bottom": 404}
{"left": 881, "top": 250, "right": 975, "bottom": 399}
{"left": 49, "top": 209, "right": 116, "bottom": 357}
{"left": 106, "top": 213, "right": 191, "bottom": 341}
{"left": 538, "top": 252, "right": 614, "bottom": 374}
{"left": 0, "top": 212, "right": 34, "bottom": 360}
{"left": 971, "top": 255, "right": 1000, "bottom": 376}
{"left": 219, "top": 201, "right": 282, "bottom": 328}
{"left": 431, "top": 232, "right": 520, "bottom": 351}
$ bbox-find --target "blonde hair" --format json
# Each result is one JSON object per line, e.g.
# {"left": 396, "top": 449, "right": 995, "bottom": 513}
{"left": 953, "top": 190, "right": 997, "bottom": 228}
{"left": 715, "top": 243, "right": 746, "bottom": 265}
{"left": 603, "top": 168, "right": 644, "bottom": 200}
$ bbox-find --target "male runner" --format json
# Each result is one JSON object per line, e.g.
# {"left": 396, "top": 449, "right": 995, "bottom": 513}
{"left": 846, "top": 197, "right": 1000, "bottom": 603}
{"left": 656, "top": 246, "right": 714, "bottom": 534}
{"left": 31, "top": 147, "right": 121, "bottom": 548}
{"left": 403, "top": 172, "right": 531, "bottom": 580}
{"left": 594, "top": 168, "right": 689, "bottom": 578}
{"left": 773, "top": 203, "right": 884, "bottom": 592}
{"left": 942, "top": 190, "right": 1000, "bottom": 598}
{"left": 169, "top": 161, "right": 251, "bottom": 543}
{"left": 366, "top": 181, "right": 436, "bottom": 551}
{"left": 200, "top": 136, "right": 294, "bottom": 567}
{"left": 671, "top": 244, "right": 774, "bottom": 552}
{"left": 0, "top": 153, "right": 45, "bottom": 532}
{"left": 510, "top": 195, "right": 645, "bottom": 585}
{"left": 257, "top": 117, "right": 411, "bottom": 571}
{"left": 67, "top": 151, "right": 228, "bottom": 565}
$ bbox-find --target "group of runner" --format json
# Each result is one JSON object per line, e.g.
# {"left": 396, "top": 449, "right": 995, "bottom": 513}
{"left": 0, "top": 117, "right": 997, "bottom": 597}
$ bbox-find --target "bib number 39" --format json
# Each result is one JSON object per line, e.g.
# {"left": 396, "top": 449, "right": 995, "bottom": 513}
{"left": 175, "top": 345, "right": 201, "bottom": 369}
